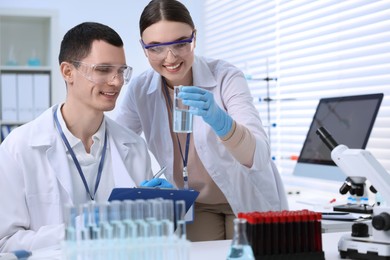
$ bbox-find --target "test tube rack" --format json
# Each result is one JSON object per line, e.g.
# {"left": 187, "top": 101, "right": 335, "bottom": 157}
{"left": 238, "top": 209, "right": 325, "bottom": 260}
{"left": 62, "top": 236, "right": 190, "bottom": 260}
{"left": 62, "top": 198, "right": 190, "bottom": 260}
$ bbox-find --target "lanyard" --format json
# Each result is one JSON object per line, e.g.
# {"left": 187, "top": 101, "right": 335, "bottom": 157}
{"left": 53, "top": 107, "right": 108, "bottom": 201}
{"left": 162, "top": 79, "right": 190, "bottom": 189}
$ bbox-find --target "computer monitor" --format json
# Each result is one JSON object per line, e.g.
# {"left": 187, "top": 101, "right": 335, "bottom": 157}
{"left": 293, "top": 93, "right": 383, "bottom": 182}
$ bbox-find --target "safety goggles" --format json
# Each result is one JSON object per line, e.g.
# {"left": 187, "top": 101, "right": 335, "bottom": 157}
{"left": 71, "top": 61, "right": 133, "bottom": 85}
{"left": 140, "top": 31, "right": 195, "bottom": 61}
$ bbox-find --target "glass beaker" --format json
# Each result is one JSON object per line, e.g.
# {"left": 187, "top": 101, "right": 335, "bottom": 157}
{"left": 173, "top": 86, "right": 193, "bottom": 133}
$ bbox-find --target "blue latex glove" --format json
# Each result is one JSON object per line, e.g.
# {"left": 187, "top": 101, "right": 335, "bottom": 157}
{"left": 178, "top": 86, "right": 233, "bottom": 137}
{"left": 139, "top": 178, "right": 174, "bottom": 189}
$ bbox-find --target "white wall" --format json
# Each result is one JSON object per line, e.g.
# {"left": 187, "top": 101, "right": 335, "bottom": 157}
{"left": 0, "top": 0, "right": 204, "bottom": 105}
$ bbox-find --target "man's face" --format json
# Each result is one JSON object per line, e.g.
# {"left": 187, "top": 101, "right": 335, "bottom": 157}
{"left": 69, "top": 40, "right": 128, "bottom": 112}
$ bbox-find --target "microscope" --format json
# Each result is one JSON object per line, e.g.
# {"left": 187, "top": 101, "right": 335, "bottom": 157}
{"left": 316, "top": 127, "right": 390, "bottom": 259}
{"left": 338, "top": 175, "right": 369, "bottom": 203}
{"left": 333, "top": 174, "right": 374, "bottom": 214}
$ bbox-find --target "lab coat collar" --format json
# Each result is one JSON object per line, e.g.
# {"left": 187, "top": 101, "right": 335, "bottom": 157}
{"left": 192, "top": 55, "right": 217, "bottom": 89}
{"left": 95, "top": 116, "right": 138, "bottom": 188}
{"left": 146, "top": 55, "right": 218, "bottom": 94}
{"left": 27, "top": 106, "right": 74, "bottom": 203}
{"left": 147, "top": 70, "right": 162, "bottom": 95}
{"left": 27, "top": 105, "right": 137, "bottom": 204}
{"left": 29, "top": 106, "right": 57, "bottom": 147}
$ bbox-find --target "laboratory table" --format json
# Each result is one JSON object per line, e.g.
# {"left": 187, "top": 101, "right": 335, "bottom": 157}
{"left": 26, "top": 231, "right": 347, "bottom": 259}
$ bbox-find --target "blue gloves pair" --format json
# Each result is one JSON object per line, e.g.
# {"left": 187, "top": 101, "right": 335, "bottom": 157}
{"left": 140, "top": 178, "right": 173, "bottom": 188}
{"left": 178, "top": 86, "right": 233, "bottom": 137}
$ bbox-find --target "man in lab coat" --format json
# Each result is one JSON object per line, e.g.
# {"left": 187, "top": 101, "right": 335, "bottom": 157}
{"left": 0, "top": 22, "right": 154, "bottom": 252}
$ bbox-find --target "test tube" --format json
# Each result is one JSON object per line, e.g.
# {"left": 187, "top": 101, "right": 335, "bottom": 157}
{"left": 134, "top": 199, "right": 149, "bottom": 238}
{"left": 162, "top": 200, "right": 174, "bottom": 237}
{"left": 64, "top": 204, "right": 77, "bottom": 242}
{"left": 293, "top": 212, "right": 301, "bottom": 253}
{"left": 315, "top": 212, "right": 323, "bottom": 252}
{"left": 162, "top": 199, "right": 174, "bottom": 223}
{"left": 79, "top": 203, "right": 97, "bottom": 259}
{"left": 175, "top": 200, "right": 187, "bottom": 240}
{"left": 87, "top": 202, "right": 100, "bottom": 240}
{"left": 308, "top": 211, "right": 316, "bottom": 252}
{"left": 271, "top": 213, "right": 279, "bottom": 255}
{"left": 175, "top": 200, "right": 190, "bottom": 260}
{"left": 301, "top": 211, "right": 309, "bottom": 253}
{"left": 144, "top": 199, "right": 154, "bottom": 221}
{"left": 149, "top": 199, "right": 163, "bottom": 237}
{"left": 122, "top": 200, "right": 137, "bottom": 239}
{"left": 134, "top": 199, "right": 145, "bottom": 220}
{"left": 95, "top": 202, "right": 112, "bottom": 260}
{"left": 98, "top": 202, "right": 113, "bottom": 240}
{"left": 122, "top": 200, "right": 134, "bottom": 220}
{"left": 279, "top": 212, "right": 287, "bottom": 255}
{"left": 63, "top": 204, "right": 78, "bottom": 260}
{"left": 78, "top": 203, "right": 90, "bottom": 241}
{"left": 149, "top": 220, "right": 162, "bottom": 238}
{"left": 109, "top": 200, "right": 125, "bottom": 239}
{"left": 263, "top": 213, "right": 271, "bottom": 255}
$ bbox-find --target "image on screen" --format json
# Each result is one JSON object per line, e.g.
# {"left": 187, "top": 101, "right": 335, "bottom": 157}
{"left": 293, "top": 93, "right": 383, "bottom": 181}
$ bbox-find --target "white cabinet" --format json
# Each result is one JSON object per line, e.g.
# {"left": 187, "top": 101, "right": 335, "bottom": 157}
{"left": 0, "top": 9, "right": 58, "bottom": 142}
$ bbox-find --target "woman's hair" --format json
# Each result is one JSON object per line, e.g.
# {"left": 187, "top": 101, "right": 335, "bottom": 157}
{"left": 139, "top": 0, "right": 195, "bottom": 36}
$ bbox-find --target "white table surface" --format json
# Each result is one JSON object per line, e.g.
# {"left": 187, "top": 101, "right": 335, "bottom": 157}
{"left": 190, "top": 232, "right": 346, "bottom": 259}
{"left": 27, "top": 231, "right": 347, "bottom": 260}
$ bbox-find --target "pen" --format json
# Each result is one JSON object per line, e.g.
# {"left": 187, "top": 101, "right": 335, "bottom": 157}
{"left": 321, "top": 212, "right": 349, "bottom": 215}
{"left": 153, "top": 166, "right": 167, "bottom": 179}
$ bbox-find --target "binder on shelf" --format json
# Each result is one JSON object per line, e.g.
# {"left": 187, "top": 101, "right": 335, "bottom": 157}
{"left": 108, "top": 187, "right": 199, "bottom": 213}
{"left": 17, "top": 74, "right": 34, "bottom": 122}
{"left": 0, "top": 124, "right": 19, "bottom": 142}
{"left": 33, "top": 73, "right": 50, "bottom": 117}
{"left": 1, "top": 125, "right": 11, "bottom": 141}
{"left": 1, "top": 73, "right": 18, "bottom": 121}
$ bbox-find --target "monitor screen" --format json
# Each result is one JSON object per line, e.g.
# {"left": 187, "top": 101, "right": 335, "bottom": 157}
{"left": 293, "top": 93, "right": 383, "bottom": 182}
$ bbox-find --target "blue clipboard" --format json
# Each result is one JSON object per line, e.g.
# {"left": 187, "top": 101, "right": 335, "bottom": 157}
{"left": 108, "top": 187, "right": 199, "bottom": 213}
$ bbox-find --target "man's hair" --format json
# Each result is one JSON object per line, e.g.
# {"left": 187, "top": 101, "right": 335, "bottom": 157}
{"left": 139, "top": 0, "right": 195, "bottom": 37}
{"left": 58, "top": 22, "right": 124, "bottom": 64}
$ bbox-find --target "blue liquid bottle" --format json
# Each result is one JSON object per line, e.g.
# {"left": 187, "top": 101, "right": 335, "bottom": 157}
{"left": 227, "top": 218, "right": 255, "bottom": 260}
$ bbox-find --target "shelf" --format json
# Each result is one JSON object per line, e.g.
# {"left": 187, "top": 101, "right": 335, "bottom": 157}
{"left": 0, "top": 9, "right": 57, "bottom": 142}
{"left": 0, "top": 120, "right": 27, "bottom": 125}
{"left": 0, "top": 66, "right": 51, "bottom": 72}
{"left": 0, "top": 14, "right": 51, "bottom": 67}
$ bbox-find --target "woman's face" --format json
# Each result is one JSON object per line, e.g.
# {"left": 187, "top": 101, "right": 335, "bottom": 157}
{"left": 141, "top": 20, "right": 195, "bottom": 87}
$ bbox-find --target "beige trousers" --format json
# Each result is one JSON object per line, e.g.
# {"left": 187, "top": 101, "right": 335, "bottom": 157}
{"left": 186, "top": 202, "right": 235, "bottom": 242}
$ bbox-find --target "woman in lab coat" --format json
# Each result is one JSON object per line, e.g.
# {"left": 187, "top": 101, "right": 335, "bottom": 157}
{"left": 113, "top": 0, "right": 288, "bottom": 241}
{"left": 0, "top": 22, "right": 153, "bottom": 252}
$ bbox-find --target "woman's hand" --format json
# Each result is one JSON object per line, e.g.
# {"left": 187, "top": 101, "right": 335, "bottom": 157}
{"left": 178, "top": 86, "right": 233, "bottom": 137}
{"left": 139, "top": 178, "right": 174, "bottom": 188}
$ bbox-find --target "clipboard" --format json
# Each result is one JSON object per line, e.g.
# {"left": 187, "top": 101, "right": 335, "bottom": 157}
{"left": 108, "top": 187, "right": 199, "bottom": 213}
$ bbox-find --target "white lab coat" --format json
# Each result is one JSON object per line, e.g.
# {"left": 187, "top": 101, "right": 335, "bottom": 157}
{"left": 0, "top": 105, "right": 152, "bottom": 252}
{"left": 114, "top": 56, "right": 288, "bottom": 215}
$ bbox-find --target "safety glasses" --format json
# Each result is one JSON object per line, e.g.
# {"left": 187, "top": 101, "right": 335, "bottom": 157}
{"left": 71, "top": 61, "right": 133, "bottom": 85}
{"left": 140, "top": 31, "right": 195, "bottom": 61}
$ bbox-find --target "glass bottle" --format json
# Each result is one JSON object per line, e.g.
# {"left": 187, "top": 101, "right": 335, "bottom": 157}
{"left": 227, "top": 218, "right": 255, "bottom": 260}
